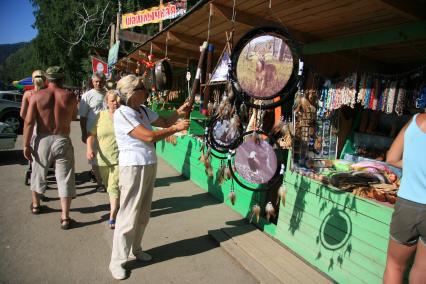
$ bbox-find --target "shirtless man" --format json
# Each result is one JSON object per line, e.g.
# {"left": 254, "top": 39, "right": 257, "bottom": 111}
{"left": 23, "top": 66, "right": 77, "bottom": 230}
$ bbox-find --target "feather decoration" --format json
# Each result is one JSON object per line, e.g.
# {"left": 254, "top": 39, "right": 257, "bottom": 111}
{"left": 270, "top": 120, "right": 284, "bottom": 136}
{"left": 249, "top": 204, "right": 261, "bottom": 223}
{"left": 230, "top": 114, "right": 241, "bottom": 132}
{"left": 224, "top": 165, "right": 232, "bottom": 181}
{"left": 205, "top": 164, "right": 214, "bottom": 178}
{"left": 277, "top": 185, "right": 287, "bottom": 206}
{"left": 207, "top": 101, "right": 214, "bottom": 116}
{"left": 240, "top": 103, "right": 248, "bottom": 122}
{"left": 199, "top": 143, "right": 206, "bottom": 163}
{"left": 217, "top": 163, "right": 226, "bottom": 185}
{"left": 252, "top": 131, "right": 261, "bottom": 144}
{"left": 265, "top": 202, "right": 276, "bottom": 222}
{"left": 199, "top": 150, "right": 206, "bottom": 164}
{"left": 228, "top": 190, "right": 236, "bottom": 206}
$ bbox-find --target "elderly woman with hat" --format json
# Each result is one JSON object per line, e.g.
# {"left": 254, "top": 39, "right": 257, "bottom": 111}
{"left": 109, "top": 75, "right": 191, "bottom": 280}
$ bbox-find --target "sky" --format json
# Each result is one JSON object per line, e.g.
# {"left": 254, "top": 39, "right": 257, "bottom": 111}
{"left": 0, "top": 0, "right": 37, "bottom": 44}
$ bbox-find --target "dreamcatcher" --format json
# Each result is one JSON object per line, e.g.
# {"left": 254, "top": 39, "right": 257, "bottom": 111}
{"left": 197, "top": 0, "right": 302, "bottom": 223}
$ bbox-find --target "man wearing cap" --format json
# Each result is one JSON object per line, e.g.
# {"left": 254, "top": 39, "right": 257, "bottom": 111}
{"left": 79, "top": 72, "right": 106, "bottom": 192}
{"left": 23, "top": 66, "right": 77, "bottom": 230}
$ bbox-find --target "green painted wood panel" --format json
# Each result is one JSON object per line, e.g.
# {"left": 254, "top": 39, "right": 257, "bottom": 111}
{"left": 156, "top": 137, "right": 277, "bottom": 236}
{"left": 276, "top": 170, "right": 393, "bottom": 283}
{"left": 156, "top": 135, "right": 393, "bottom": 283}
{"left": 303, "top": 20, "right": 426, "bottom": 55}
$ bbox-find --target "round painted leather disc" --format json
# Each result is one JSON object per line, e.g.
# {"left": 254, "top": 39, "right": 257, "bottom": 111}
{"left": 212, "top": 119, "right": 240, "bottom": 147}
{"left": 236, "top": 34, "right": 294, "bottom": 99}
{"left": 235, "top": 139, "right": 278, "bottom": 184}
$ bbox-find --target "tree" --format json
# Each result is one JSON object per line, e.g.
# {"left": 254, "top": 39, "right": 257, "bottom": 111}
{"left": 0, "top": 0, "right": 200, "bottom": 86}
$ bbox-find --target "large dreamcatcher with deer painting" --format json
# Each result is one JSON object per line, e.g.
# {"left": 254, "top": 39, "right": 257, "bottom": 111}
{"left": 196, "top": 24, "right": 303, "bottom": 224}
{"left": 230, "top": 26, "right": 301, "bottom": 109}
{"left": 188, "top": 0, "right": 303, "bottom": 223}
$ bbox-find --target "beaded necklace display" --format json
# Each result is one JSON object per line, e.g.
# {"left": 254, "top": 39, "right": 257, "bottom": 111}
{"left": 315, "top": 68, "right": 425, "bottom": 116}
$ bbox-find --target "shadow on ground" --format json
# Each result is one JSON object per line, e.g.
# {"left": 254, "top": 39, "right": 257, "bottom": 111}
{"left": 150, "top": 192, "right": 220, "bottom": 218}
{"left": 154, "top": 175, "right": 187, "bottom": 187}
{"left": 0, "top": 150, "right": 27, "bottom": 166}
{"left": 125, "top": 234, "right": 218, "bottom": 270}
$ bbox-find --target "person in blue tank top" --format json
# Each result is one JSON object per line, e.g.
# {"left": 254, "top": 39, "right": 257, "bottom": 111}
{"left": 384, "top": 113, "right": 426, "bottom": 284}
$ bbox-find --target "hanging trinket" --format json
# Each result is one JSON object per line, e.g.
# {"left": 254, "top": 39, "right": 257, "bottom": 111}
{"left": 227, "top": 81, "right": 235, "bottom": 101}
{"left": 265, "top": 202, "right": 276, "bottom": 222}
{"left": 230, "top": 113, "right": 241, "bottom": 133}
{"left": 204, "top": 147, "right": 213, "bottom": 178}
{"left": 277, "top": 184, "right": 287, "bottom": 206}
{"left": 239, "top": 102, "right": 248, "bottom": 122}
{"left": 395, "top": 88, "right": 405, "bottom": 116}
{"left": 228, "top": 187, "right": 236, "bottom": 206}
{"left": 249, "top": 204, "right": 261, "bottom": 223}
{"left": 224, "top": 165, "right": 232, "bottom": 181}
{"left": 207, "top": 101, "right": 214, "bottom": 116}
{"left": 199, "top": 143, "right": 206, "bottom": 163}
{"left": 217, "top": 162, "right": 226, "bottom": 185}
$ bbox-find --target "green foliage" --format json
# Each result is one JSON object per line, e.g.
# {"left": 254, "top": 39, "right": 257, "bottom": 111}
{"left": 0, "top": 0, "right": 201, "bottom": 86}
{"left": 0, "top": 43, "right": 27, "bottom": 65}
{"left": 0, "top": 42, "right": 44, "bottom": 84}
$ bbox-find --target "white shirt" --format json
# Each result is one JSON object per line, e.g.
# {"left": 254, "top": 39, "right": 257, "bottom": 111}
{"left": 114, "top": 105, "right": 159, "bottom": 166}
{"left": 79, "top": 89, "right": 106, "bottom": 131}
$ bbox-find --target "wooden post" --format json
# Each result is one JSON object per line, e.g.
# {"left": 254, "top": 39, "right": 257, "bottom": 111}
{"left": 186, "top": 41, "right": 208, "bottom": 119}
{"left": 110, "top": 24, "right": 116, "bottom": 48}
{"left": 203, "top": 44, "right": 214, "bottom": 115}
{"left": 116, "top": 13, "right": 120, "bottom": 43}
{"left": 159, "top": 0, "right": 163, "bottom": 31}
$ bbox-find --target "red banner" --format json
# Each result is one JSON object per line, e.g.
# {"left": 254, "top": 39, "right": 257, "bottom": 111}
{"left": 92, "top": 57, "right": 108, "bottom": 75}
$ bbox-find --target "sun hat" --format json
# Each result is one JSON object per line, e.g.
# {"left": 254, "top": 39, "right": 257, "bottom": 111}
{"left": 45, "top": 66, "right": 65, "bottom": 80}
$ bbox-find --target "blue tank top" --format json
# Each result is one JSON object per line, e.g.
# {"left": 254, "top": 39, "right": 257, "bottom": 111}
{"left": 398, "top": 114, "right": 426, "bottom": 204}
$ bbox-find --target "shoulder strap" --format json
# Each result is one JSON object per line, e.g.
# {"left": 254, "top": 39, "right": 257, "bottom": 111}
{"left": 140, "top": 106, "right": 151, "bottom": 123}
{"left": 118, "top": 108, "right": 138, "bottom": 128}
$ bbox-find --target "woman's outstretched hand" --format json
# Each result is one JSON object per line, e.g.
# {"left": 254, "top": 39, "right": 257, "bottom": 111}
{"left": 173, "top": 119, "right": 190, "bottom": 132}
{"left": 176, "top": 101, "right": 192, "bottom": 117}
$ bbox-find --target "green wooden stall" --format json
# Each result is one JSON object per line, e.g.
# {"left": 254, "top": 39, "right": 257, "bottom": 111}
{"left": 156, "top": 132, "right": 393, "bottom": 283}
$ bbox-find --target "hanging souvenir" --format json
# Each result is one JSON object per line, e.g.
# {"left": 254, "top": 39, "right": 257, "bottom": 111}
{"left": 249, "top": 204, "right": 261, "bottom": 223}
{"left": 230, "top": 26, "right": 301, "bottom": 109}
{"left": 152, "top": 59, "right": 173, "bottom": 91}
{"left": 228, "top": 130, "right": 285, "bottom": 192}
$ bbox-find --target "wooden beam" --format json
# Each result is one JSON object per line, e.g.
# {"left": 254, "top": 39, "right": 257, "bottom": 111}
{"left": 119, "top": 30, "right": 151, "bottom": 44}
{"left": 152, "top": 42, "right": 200, "bottom": 59}
{"left": 377, "top": 0, "right": 426, "bottom": 20}
{"left": 168, "top": 31, "right": 222, "bottom": 49}
{"left": 211, "top": 3, "right": 278, "bottom": 28}
{"left": 210, "top": 3, "right": 313, "bottom": 43}
{"left": 303, "top": 20, "right": 426, "bottom": 55}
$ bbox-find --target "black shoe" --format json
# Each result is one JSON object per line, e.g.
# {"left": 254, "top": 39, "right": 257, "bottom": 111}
{"left": 40, "top": 194, "right": 48, "bottom": 202}
{"left": 96, "top": 185, "right": 106, "bottom": 193}
{"left": 89, "top": 170, "right": 97, "bottom": 183}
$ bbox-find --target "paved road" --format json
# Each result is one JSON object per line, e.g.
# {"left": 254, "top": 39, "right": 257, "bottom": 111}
{"left": 0, "top": 122, "right": 258, "bottom": 283}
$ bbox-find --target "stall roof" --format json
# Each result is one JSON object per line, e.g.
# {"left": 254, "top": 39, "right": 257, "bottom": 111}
{"left": 117, "top": 0, "right": 426, "bottom": 70}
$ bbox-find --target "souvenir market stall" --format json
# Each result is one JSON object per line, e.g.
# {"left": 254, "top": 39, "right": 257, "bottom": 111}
{"left": 116, "top": 1, "right": 426, "bottom": 283}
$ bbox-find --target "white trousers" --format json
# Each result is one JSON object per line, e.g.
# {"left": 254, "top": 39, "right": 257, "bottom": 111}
{"left": 110, "top": 164, "right": 157, "bottom": 268}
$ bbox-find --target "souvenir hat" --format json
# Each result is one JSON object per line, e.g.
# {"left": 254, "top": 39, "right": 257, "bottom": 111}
{"left": 45, "top": 66, "right": 65, "bottom": 80}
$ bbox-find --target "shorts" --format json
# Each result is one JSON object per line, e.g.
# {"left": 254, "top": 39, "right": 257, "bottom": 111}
{"left": 390, "top": 197, "right": 426, "bottom": 246}
{"left": 99, "top": 165, "right": 119, "bottom": 199}
{"left": 31, "top": 134, "right": 76, "bottom": 198}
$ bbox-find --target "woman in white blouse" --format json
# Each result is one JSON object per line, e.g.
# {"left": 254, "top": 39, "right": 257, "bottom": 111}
{"left": 109, "top": 75, "right": 190, "bottom": 280}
